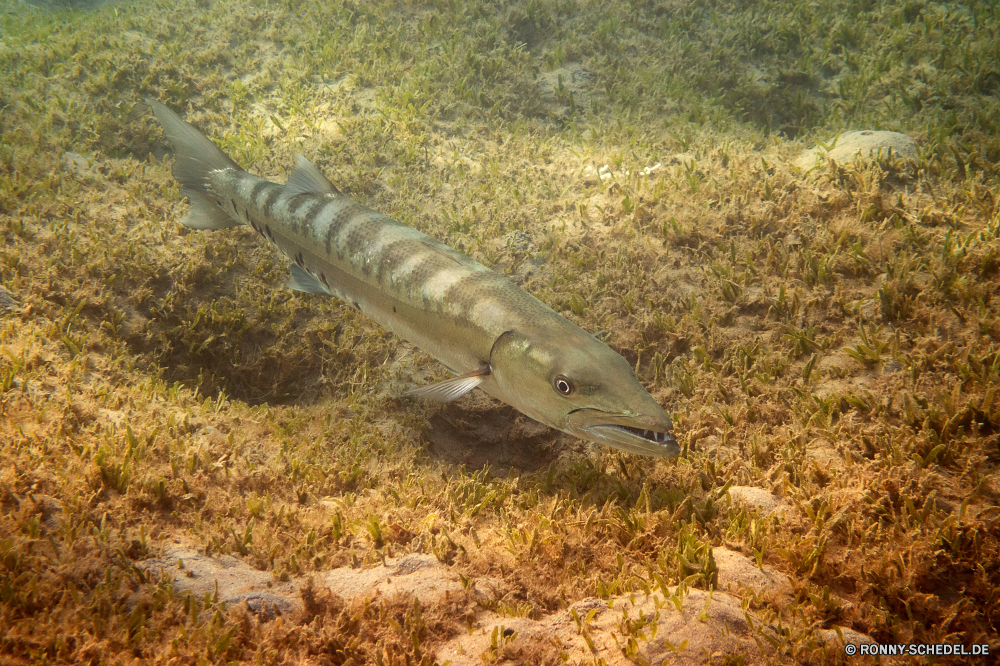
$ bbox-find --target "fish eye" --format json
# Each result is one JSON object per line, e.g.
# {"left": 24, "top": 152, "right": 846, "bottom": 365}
{"left": 554, "top": 375, "right": 573, "bottom": 395}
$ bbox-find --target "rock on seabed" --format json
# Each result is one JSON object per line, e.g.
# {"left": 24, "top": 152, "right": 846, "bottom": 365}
{"left": 142, "top": 545, "right": 874, "bottom": 663}
{"left": 796, "top": 129, "right": 918, "bottom": 170}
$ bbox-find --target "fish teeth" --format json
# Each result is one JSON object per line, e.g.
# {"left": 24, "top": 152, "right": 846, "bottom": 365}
{"left": 625, "top": 428, "right": 671, "bottom": 444}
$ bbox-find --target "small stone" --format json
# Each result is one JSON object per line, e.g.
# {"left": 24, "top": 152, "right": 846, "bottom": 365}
{"left": 61, "top": 151, "right": 97, "bottom": 179}
{"left": 797, "top": 130, "right": 918, "bottom": 170}
{"left": 503, "top": 230, "right": 531, "bottom": 254}
{"left": 727, "top": 486, "right": 786, "bottom": 517}
{"left": 882, "top": 360, "right": 904, "bottom": 374}
{"left": 227, "top": 593, "right": 294, "bottom": 621}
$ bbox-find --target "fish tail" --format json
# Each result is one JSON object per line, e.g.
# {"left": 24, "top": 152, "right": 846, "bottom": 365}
{"left": 146, "top": 98, "right": 245, "bottom": 230}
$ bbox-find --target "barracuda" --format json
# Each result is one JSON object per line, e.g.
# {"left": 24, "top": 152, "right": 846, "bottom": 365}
{"left": 146, "top": 99, "right": 679, "bottom": 457}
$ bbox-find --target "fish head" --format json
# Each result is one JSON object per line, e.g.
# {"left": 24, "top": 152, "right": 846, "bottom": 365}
{"left": 490, "top": 329, "right": 679, "bottom": 457}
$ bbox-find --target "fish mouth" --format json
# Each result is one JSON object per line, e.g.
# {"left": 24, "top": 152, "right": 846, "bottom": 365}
{"left": 596, "top": 424, "right": 676, "bottom": 446}
{"left": 587, "top": 424, "right": 680, "bottom": 458}
{"left": 569, "top": 408, "right": 680, "bottom": 458}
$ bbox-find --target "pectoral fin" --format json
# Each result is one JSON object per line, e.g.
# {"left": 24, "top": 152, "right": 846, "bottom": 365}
{"left": 406, "top": 363, "right": 490, "bottom": 402}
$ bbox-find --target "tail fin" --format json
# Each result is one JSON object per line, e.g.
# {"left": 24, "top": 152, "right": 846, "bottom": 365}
{"left": 146, "top": 98, "right": 245, "bottom": 230}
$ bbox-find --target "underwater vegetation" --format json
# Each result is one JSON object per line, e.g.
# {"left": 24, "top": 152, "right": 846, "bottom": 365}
{"left": 1, "top": 0, "right": 999, "bottom": 663}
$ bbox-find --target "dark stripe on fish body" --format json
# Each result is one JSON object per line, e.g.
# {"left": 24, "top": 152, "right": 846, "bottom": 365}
{"left": 407, "top": 256, "right": 453, "bottom": 308}
{"left": 442, "top": 271, "right": 497, "bottom": 321}
{"left": 302, "top": 198, "right": 330, "bottom": 233}
{"left": 287, "top": 193, "right": 313, "bottom": 216}
{"left": 255, "top": 182, "right": 280, "bottom": 209}
{"left": 375, "top": 238, "right": 441, "bottom": 288}
{"left": 250, "top": 181, "right": 269, "bottom": 205}
{"left": 323, "top": 200, "right": 365, "bottom": 256}
{"left": 263, "top": 188, "right": 281, "bottom": 218}
{"left": 374, "top": 238, "right": 414, "bottom": 285}
{"left": 341, "top": 212, "right": 390, "bottom": 260}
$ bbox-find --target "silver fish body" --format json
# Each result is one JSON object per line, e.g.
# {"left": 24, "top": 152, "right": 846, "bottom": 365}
{"left": 147, "top": 99, "right": 679, "bottom": 457}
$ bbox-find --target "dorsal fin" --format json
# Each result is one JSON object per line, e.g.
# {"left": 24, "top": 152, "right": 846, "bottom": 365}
{"left": 287, "top": 154, "right": 340, "bottom": 195}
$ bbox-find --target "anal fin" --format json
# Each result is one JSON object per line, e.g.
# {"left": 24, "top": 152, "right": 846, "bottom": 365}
{"left": 180, "top": 189, "right": 243, "bottom": 230}
{"left": 406, "top": 363, "right": 490, "bottom": 402}
{"left": 288, "top": 264, "right": 332, "bottom": 294}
